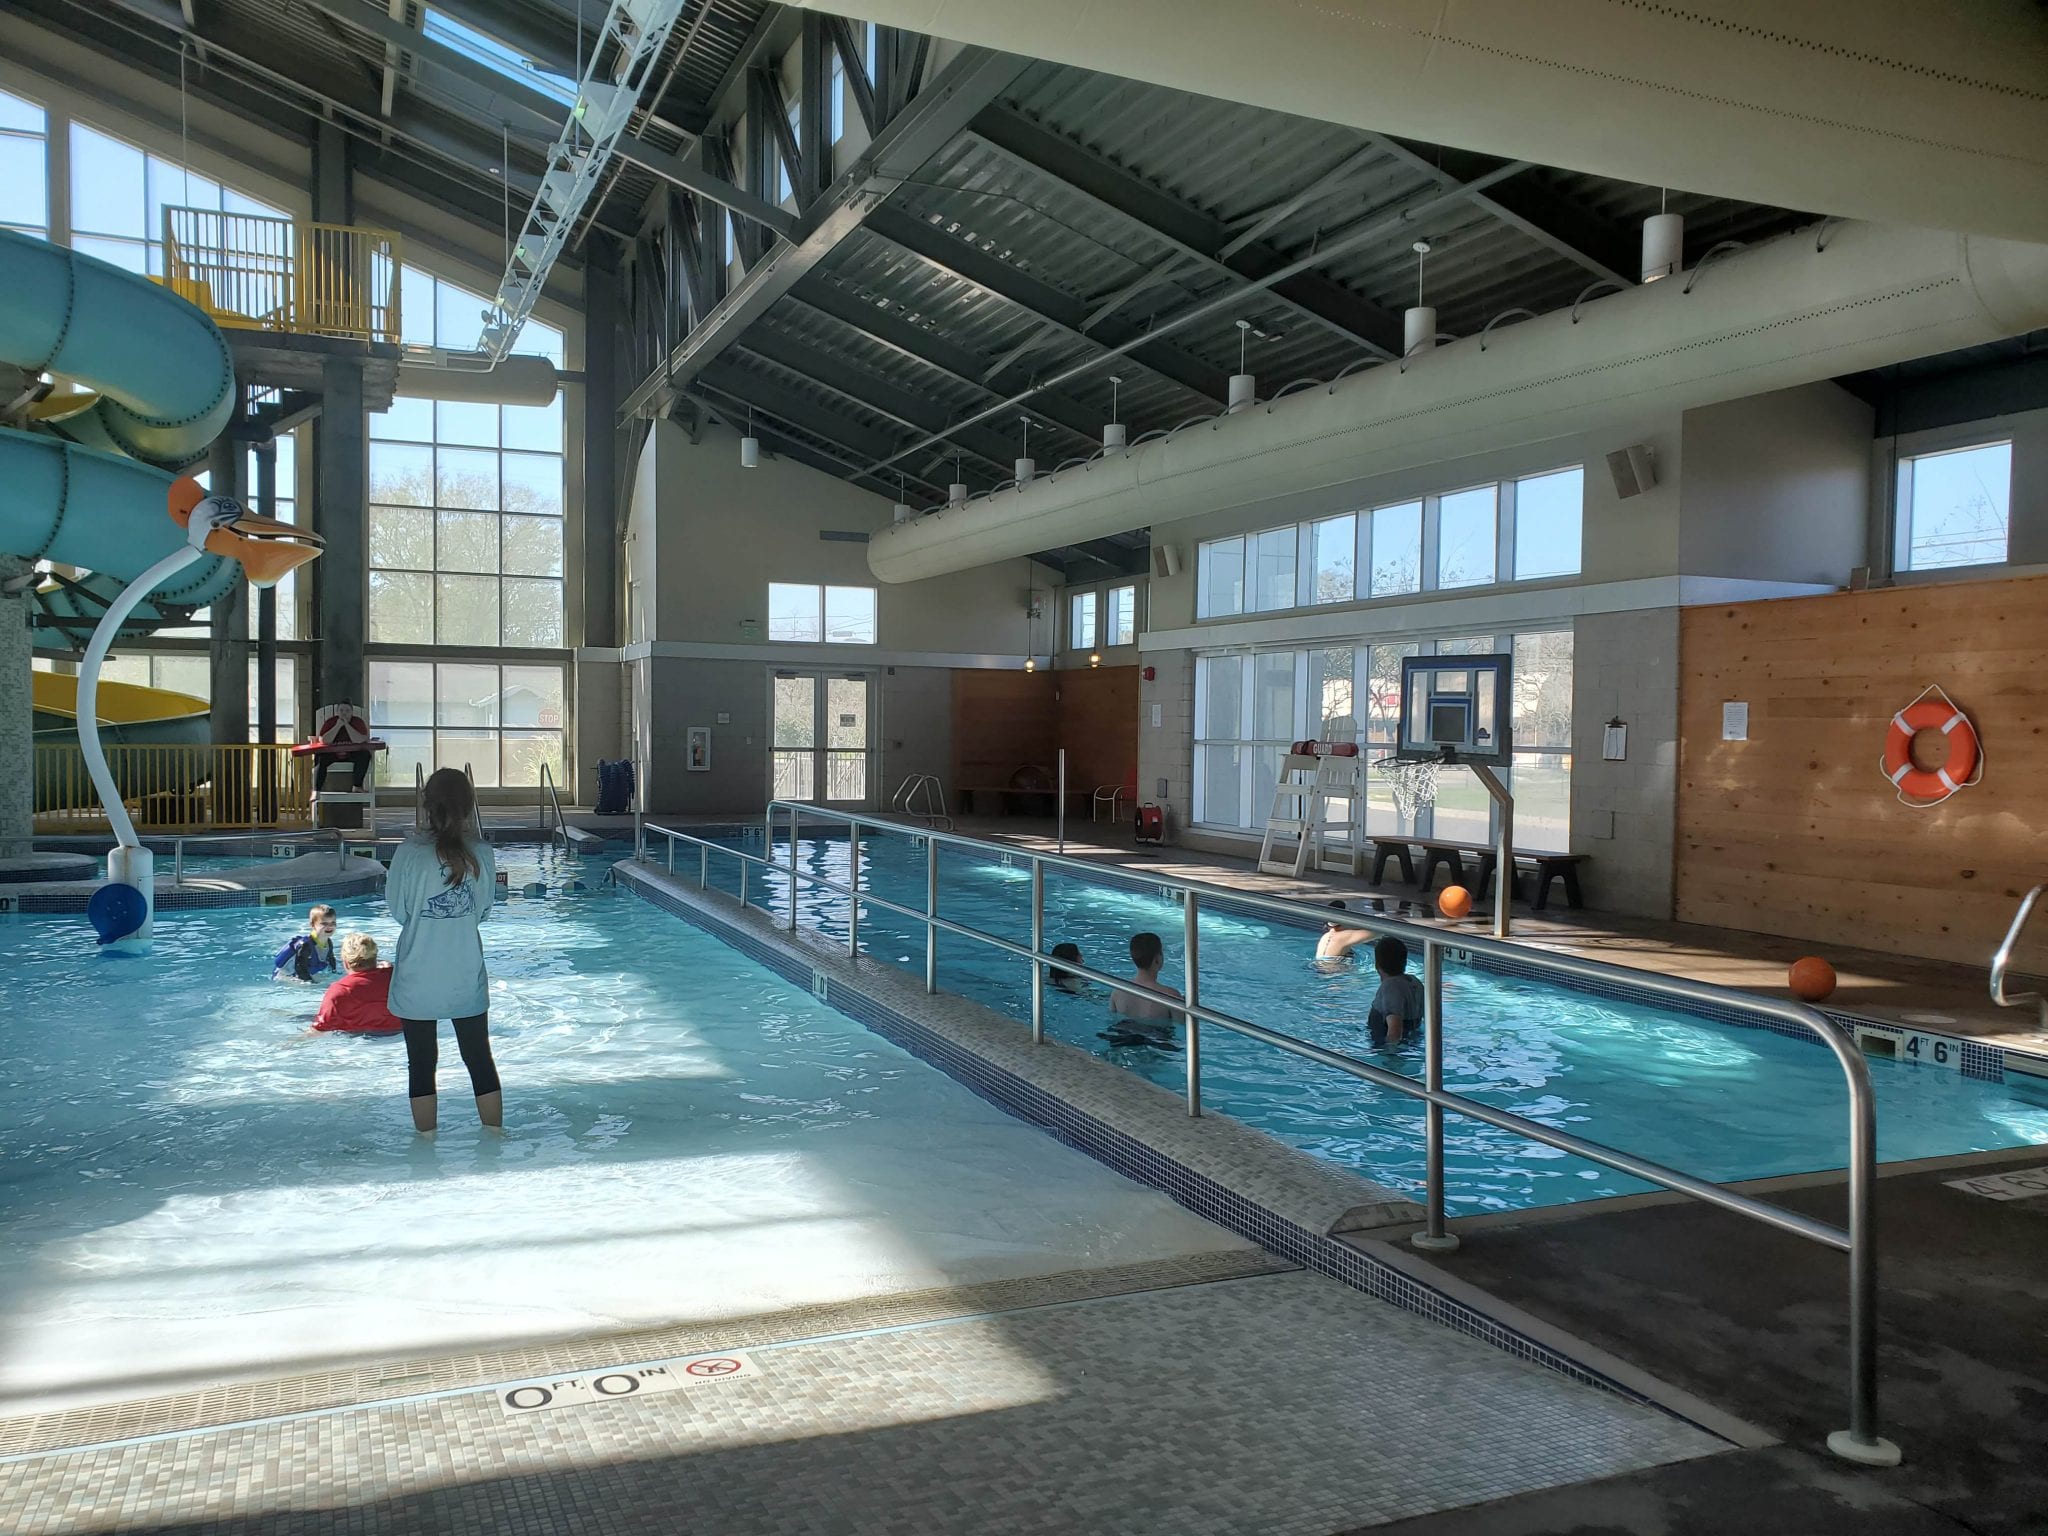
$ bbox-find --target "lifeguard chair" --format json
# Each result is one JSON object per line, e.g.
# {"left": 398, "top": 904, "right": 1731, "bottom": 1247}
{"left": 293, "top": 702, "right": 387, "bottom": 828}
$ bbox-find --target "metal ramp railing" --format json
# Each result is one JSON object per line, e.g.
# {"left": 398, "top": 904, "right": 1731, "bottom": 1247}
{"left": 1991, "top": 884, "right": 2047, "bottom": 1026}
{"left": 538, "top": 761, "right": 570, "bottom": 850}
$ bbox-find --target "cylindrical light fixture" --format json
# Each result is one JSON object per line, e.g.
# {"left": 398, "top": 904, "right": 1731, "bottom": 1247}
{"left": 1227, "top": 319, "right": 1255, "bottom": 411}
{"left": 1404, "top": 241, "right": 1436, "bottom": 356}
{"left": 1103, "top": 374, "right": 1127, "bottom": 451}
{"left": 948, "top": 451, "right": 968, "bottom": 506}
{"left": 1641, "top": 209, "right": 1684, "bottom": 283}
{"left": 1015, "top": 416, "right": 1035, "bottom": 486}
{"left": 892, "top": 473, "right": 913, "bottom": 523}
{"left": 739, "top": 406, "right": 759, "bottom": 468}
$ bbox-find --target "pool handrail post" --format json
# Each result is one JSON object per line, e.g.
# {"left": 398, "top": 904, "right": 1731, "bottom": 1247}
{"left": 1029, "top": 857, "right": 1045, "bottom": 1043}
{"left": 333, "top": 829, "right": 348, "bottom": 874}
{"left": 699, "top": 841, "right": 708, "bottom": 891}
{"left": 924, "top": 832, "right": 938, "bottom": 993}
{"left": 701, "top": 802, "right": 1901, "bottom": 1461}
{"left": 847, "top": 822, "right": 861, "bottom": 961}
{"left": 1469, "top": 760, "right": 1512, "bottom": 939}
{"left": 1057, "top": 748, "right": 1066, "bottom": 855}
{"left": 787, "top": 802, "right": 800, "bottom": 932}
{"left": 1412, "top": 939, "right": 1459, "bottom": 1252}
{"left": 172, "top": 837, "right": 184, "bottom": 887}
{"left": 667, "top": 836, "right": 675, "bottom": 875}
{"left": 1183, "top": 887, "right": 1201, "bottom": 1116}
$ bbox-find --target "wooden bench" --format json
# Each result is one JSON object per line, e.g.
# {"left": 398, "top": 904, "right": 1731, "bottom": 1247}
{"left": 1369, "top": 836, "right": 1589, "bottom": 910}
{"left": 957, "top": 786, "right": 1092, "bottom": 816}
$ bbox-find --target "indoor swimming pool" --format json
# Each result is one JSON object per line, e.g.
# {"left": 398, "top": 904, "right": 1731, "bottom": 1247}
{"left": 693, "top": 828, "right": 2048, "bottom": 1212}
{"left": 0, "top": 848, "right": 1249, "bottom": 1413}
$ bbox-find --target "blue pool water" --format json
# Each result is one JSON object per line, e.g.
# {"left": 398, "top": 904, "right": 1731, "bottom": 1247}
{"left": 0, "top": 848, "right": 1242, "bottom": 1411}
{"left": 691, "top": 829, "right": 2048, "bottom": 1212}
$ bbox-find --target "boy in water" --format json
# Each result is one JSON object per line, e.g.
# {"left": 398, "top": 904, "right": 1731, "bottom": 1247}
{"left": 273, "top": 904, "right": 339, "bottom": 982}
{"left": 1103, "top": 932, "right": 1183, "bottom": 1050}
{"left": 1315, "top": 900, "right": 1377, "bottom": 968}
{"left": 1048, "top": 942, "right": 1088, "bottom": 995}
{"left": 309, "top": 933, "right": 402, "bottom": 1035}
{"left": 1368, "top": 936, "right": 1426, "bottom": 1049}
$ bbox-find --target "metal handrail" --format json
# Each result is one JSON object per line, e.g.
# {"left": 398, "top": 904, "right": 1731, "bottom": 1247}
{"left": 162, "top": 827, "right": 350, "bottom": 886}
{"left": 1991, "top": 884, "right": 2048, "bottom": 1026}
{"left": 890, "top": 773, "right": 954, "bottom": 831}
{"left": 538, "top": 762, "right": 570, "bottom": 851}
{"left": 631, "top": 802, "right": 1898, "bottom": 1465}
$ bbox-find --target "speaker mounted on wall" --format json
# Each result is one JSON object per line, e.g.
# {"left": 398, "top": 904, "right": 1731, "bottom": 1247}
{"left": 1151, "top": 543, "right": 1183, "bottom": 579}
{"left": 1605, "top": 444, "right": 1658, "bottom": 499}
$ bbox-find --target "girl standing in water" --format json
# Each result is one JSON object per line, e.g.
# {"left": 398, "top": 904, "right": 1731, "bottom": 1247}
{"left": 387, "top": 768, "right": 502, "bottom": 1133}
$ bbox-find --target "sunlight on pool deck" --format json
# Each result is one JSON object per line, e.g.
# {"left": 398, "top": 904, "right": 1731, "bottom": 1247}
{"left": 0, "top": 855, "right": 1253, "bottom": 1417}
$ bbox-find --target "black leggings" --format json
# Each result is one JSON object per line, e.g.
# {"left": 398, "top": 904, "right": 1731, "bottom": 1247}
{"left": 400, "top": 1013, "right": 500, "bottom": 1101}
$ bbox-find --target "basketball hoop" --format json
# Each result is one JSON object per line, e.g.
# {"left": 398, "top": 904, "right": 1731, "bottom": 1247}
{"left": 1373, "top": 753, "right": 1441, "bottom": 827}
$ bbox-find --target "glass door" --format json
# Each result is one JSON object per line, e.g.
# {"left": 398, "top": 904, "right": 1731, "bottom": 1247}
{"left": 770, "top": 671, "right": 871, "bottom": 805}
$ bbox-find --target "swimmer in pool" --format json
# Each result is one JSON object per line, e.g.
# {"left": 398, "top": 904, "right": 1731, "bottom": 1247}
{"left": 1048, "top": 941, "right": 1087, "bottom": 995}
{"left": 1315, "top": 900, "right": 1377, "bottom": 969}
{"left": 273, "top": 904, "right": 339, "bottom": 982}
{"left": 1101, "top": 931, "right": 1183, "bottom": 1051}
{"left": 1367, "top": 935, "right": 1425, "bottom": 1050}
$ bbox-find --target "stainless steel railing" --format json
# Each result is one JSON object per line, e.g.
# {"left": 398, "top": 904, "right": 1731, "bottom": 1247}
{"left": 160, "top": 827, "right": 351, "bottom": 886}
{"left": 633, "top": 801, "right": 1899, "bottom": 1466}
{"left": 538, "top": 762, "right": 570, "bottom": 851}
{"left": 890, "top": 773, "right": 954, "bottom": 831}
{"left": 1991, "top": 884, "right": 2047, "bottom": 1026}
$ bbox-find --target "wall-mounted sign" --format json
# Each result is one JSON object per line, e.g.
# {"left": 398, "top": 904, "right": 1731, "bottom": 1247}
{"left": 1721, "top": 702, "right": 1749, "bottom": 742}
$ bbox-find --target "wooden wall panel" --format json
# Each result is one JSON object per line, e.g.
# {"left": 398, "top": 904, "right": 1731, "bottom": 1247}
{"left": 1056, "top": 666, "right": 1140, "bottom": 794}
{"left": 1676, "top": 575, "right": 2048, "bottom": 965}
{"left": 951, "top": 670, "right": 1057, "bottom": 791}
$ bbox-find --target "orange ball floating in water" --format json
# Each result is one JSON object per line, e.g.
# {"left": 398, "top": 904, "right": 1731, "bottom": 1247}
{"left": 1788, "top": 956, "right": 1838, "bottom": 1002}
{"left": 1437, "top": 885, "right": 1473, "bottom": 920}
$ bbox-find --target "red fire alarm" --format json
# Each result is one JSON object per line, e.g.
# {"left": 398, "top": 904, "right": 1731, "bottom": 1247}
{"left": 1142, "top": 665, "right": 1156, "bottom": 682}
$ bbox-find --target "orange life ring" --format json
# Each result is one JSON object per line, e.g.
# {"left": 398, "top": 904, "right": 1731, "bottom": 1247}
{"left": 1883, "top": 699, "right": 1978, "bottom": 803}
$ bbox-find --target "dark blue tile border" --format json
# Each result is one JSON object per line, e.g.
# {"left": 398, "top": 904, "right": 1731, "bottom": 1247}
{"left": 614, "top": 859, "right": 1706, "bottom": 1430}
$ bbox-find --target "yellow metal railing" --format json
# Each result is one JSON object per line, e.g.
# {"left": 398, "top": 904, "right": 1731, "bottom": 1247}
{"left": 163, "top": 206, "right": 403, "bottom": 344}
{"left": 34, "top": 744, "right": 314, "bottom": 833}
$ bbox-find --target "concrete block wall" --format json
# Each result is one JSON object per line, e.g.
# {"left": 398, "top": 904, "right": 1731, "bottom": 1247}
{"left": 1569, "top": 607, "right": 1680, "bottom": 917}
{"left": 1137, "top": 648, "right": 1194, "bottom": 840}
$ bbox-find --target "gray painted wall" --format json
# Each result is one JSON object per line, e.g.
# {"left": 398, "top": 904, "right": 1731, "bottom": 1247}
{"left": 1679, "top": 382, "right": 1873, "bottom": 584}
{"left": 1569, "top": 607, "right": 1680, "bottom": 915}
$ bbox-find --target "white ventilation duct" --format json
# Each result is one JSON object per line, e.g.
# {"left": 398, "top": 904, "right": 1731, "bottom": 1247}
{"left": 787, "top": 2, "right": 2048, "bottom": 243}
{"left": 868, "top": 222, "right": 2048, "bottom": 584}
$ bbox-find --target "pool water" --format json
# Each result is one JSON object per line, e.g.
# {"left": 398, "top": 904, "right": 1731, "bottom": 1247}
{"left": 0, "top": 848, "right": 1248, "bottom": 1413}
{"left": 695, "top": 830, "right": 2048, "bottom": 1212}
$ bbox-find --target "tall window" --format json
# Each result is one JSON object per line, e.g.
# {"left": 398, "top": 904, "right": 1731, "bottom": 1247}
{"left": 1435, "top": 486, "right": 1497, "bottom": 590}
{"left": 776, "top": 93, "right": 800, "bottom": 205}
{"left": 66, "top": 655, "right": 304, "bottom": 745}
{"left": 0, "top": 88, "right": 48, "bottom": 239}
{"left": 829, "top": 49, "right": 847, "bottom": 142}
{"left": 1896, "top": 441, "right": 2011, "bottom": 572}
{"left": 1107, "top": 583, "right": 1137, "bottom": 646}
{"left": 369, "top": 269, "right": 565, "bottom": 647}
{"left": 1194, "top": 630, "right": 1571, "bottom": 848}
{"left": 1513, "top": 467, "right": 1584, "bottom": 579}
{"left": 369, "top": 660, "right": 565, "bottom": 788}
{"left": 1304, "top": 514, "right": 1355, "bottom": 604}
{"left": 68, "top": 119, "right": 286, "bottom": 275}
{"left": 1069, "top": 590, "right": 1097, "bottom": 651}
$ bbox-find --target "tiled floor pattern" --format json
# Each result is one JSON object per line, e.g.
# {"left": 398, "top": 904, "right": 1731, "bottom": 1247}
{"left": 0, "top": 1271, "right": 1721, "bottom": 1536}
{"left": 0, "top": 1250, "right": 1290, "bottom": 1459}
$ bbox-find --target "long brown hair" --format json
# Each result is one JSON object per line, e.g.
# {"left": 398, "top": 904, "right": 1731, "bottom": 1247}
{"left": 420, "top": 768, "right": 480, "bottom": 886}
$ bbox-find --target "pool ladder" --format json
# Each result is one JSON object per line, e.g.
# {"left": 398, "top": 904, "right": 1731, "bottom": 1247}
{"left": 892, "top": 773, "right": 954, "bottom": 831}
{"left": 1991, "top": 884, "right": 2048, "bottom": 1026}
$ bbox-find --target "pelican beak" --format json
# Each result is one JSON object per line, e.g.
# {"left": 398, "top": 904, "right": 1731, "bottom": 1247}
{"left": 166, "top": 478, "right": 326, "bottom": 588}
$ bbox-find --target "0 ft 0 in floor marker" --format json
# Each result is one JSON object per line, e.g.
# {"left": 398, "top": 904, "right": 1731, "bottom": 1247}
{"left": 498, "top": 1352, "right": 759, "bottom": 1415}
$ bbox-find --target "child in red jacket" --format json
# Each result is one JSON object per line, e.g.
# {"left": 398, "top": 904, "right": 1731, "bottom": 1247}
{"left": 311, "top": 933, "right": 402, "bottom": 1035}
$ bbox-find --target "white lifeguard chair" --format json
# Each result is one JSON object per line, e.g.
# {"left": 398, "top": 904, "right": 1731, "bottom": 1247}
{"left": 299, "top": 702, "right": 386, "bottom": 829}
{"left": 1257, "top": 743, "right": 1366, "bottom": 877}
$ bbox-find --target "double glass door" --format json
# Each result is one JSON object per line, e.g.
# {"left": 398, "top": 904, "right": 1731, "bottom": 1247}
{"left": 770, "top": 671, "right": 871, "bottom": 805}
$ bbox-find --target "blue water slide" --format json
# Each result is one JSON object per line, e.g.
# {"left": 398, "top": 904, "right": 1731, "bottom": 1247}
{"left": 0, "top": 227, "right": 239, "bottom": 605}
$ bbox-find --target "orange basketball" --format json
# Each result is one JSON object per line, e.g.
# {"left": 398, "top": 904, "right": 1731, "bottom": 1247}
{"left": 1788, "top": 957, "right": 1838, "bottom": 1002}
{"left": 1437, "top": 885, "right": 1473, "bottom": 920}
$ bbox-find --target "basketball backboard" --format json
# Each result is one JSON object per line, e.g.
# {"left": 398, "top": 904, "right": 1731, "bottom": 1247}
{"left": 1393, "top": 653, "right": 1512, "bottom": 765}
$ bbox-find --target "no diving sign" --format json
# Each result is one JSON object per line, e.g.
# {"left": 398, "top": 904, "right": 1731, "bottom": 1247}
{"left": 1945, "top": 1166, "right": 2048, "bottom": 1202}
{"left": 498, "top": 1352, "right": 757, "bottom": 1415}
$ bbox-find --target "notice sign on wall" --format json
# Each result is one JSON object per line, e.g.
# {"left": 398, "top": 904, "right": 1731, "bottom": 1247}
{"left": 1721, "top": 702, "right": 1749, "bottom": 742}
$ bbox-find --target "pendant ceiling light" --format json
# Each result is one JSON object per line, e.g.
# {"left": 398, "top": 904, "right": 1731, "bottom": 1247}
{"left": 948, "top": 451, "right": 968, "bottom": 507}
{"left": 1642, "top": 191, "right": 1683, "bottom": 283}
{"left": 1015, "top": 416, "right": 1035, "bottom": 486}
{"left": 1228, "top": 320, "right": 1255, "bottom": 412}
{"left": 739, "top": 405, "right": 759, "bottom": 468}
{"left": 1404, "top": 241, "right": 1436, "bottom": 356}
{"left": 1103, "top": 375, "right": 1127, "bottom": 451}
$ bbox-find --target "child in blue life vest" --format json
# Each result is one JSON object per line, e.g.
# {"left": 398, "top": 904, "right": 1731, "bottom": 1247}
{"left": 273, "top": 903, "right": 339, "bottom": 981}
